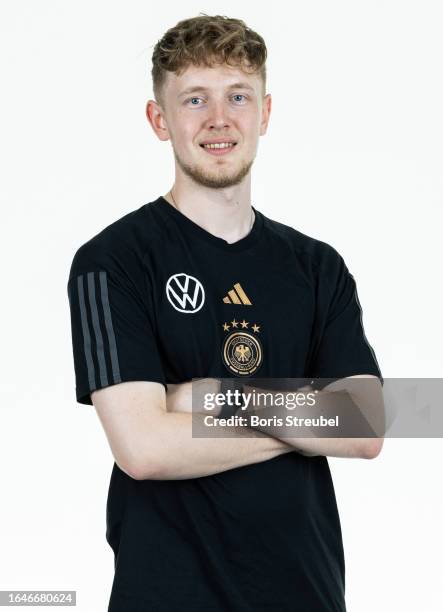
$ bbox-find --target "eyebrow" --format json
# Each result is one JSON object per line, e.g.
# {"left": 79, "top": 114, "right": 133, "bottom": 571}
{"left": 177, "top": 82, "right": 255, "bottom": 98}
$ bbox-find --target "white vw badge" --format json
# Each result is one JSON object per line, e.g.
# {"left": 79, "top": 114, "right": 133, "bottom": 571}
{"left": 166, "top": 273, "right": 205, "bottom": 313}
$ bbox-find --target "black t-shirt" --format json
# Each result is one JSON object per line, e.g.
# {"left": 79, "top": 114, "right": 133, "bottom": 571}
{"left": 67, "top": 196, "right": 382, "bottom": 612}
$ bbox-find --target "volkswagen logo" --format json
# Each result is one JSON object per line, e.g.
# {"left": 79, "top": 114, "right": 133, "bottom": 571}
{"left": 165, "top": 273, "right": 205, "bottom": 313}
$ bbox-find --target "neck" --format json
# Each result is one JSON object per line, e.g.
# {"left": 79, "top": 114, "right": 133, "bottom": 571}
{"left": 163, "top": 183, "right": 254, "bottom": 244}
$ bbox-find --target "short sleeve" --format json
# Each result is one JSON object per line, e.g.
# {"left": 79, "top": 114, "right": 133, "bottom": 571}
{"left": 67, "top": 242, "right": 166, "bottom": 405}
{"left": 308, "top": 247, "right": 383, "bottom": 388}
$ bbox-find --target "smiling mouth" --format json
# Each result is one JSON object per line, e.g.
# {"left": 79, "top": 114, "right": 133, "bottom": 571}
{"left": 199, "top": 142, "right": 238, "bottom": 156}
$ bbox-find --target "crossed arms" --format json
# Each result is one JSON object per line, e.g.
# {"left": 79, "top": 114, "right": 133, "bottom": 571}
{"left": 91, "top": 375, "right": 384, "bottom": 480}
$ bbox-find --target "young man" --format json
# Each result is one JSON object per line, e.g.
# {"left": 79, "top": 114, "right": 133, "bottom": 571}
{"left": 67, "top": 14, "right": 383, "bottom": 612}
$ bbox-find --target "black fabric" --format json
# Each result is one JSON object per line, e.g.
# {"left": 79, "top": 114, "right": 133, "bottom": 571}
{"left": 67, "top": 196, "right": 383, "bottom": 611}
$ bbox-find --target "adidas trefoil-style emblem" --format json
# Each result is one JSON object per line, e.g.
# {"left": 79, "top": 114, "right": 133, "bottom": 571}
{"left": 221, "top": 319, "right": 263, "bottom": 376}
{"left": 166, "top": 273, "right": 205, "bottom": 313}
{"left": 222, "top": 282, "right": 252, "bottom": 305}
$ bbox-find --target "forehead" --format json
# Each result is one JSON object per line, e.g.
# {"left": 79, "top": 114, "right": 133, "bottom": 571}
{"left": 165, "top": 63, "right": 261, "bottom": 96}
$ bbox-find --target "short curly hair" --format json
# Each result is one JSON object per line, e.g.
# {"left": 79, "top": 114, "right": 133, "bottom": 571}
{"left": 151, "top": 14, "right": 267, "bottom": 107}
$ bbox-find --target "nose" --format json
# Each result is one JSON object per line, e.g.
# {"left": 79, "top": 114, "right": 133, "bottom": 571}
{"left": 204, "top": 99, "right": 231, "bottom": 130}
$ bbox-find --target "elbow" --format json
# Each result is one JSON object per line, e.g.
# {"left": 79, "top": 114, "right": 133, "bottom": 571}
{"left": 360, "top": 437, "right": 384, "bottom": 459}
{"left": 120, "top": 453, "right": 164, "bottom": 481}
{"left": 118, "top": 424, "right": 168, "bottom": 480}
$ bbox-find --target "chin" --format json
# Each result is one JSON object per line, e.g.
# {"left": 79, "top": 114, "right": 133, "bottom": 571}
{"left": 174, "top": 149, "right": 254, "bottom": 188}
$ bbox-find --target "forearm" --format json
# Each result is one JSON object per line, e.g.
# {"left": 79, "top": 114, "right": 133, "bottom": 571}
{"left": 245, "top": 427, "right": 374, "bottom": 459}
{"left": 243, "top": 409, "right": 371, "bottom": 458}
{"left": 241, "top": 379, "right": 385, "bottom": 459}
{"left": 279, "top": 434, "right": 382, "bottom": 459}
{"left": 140, "top": 411, "right": 293, "bottom": 480}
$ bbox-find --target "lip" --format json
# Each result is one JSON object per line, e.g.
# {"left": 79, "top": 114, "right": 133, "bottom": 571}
{"left": 199, "top": 142, "right": 238, "bottom": 156}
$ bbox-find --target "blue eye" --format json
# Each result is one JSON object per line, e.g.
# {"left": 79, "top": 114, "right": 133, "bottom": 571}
{"left": 185, "top": 94, "right": 248, "bottom": 106}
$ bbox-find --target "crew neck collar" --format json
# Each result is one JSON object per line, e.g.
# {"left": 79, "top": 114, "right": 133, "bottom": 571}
{"left": 154, "top": 195, "right": 263, "bottom": 252}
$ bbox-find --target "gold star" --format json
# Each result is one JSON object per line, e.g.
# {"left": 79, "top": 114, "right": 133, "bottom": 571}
{"left": 252, "top": 323, "right": 260, "bottom": 333}
{"left": 231, "top": 318, "right": 239, "bottom": 328}
{"left": 240, "top": 320, "right": 249, "bottom": 328}
{"left": 223, "top": 322, "right": 230, "bottom": 332}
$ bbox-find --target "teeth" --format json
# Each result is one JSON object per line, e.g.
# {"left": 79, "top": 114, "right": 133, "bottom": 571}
{"left": 203, "top": 142, "right": 234, "bottom": 149}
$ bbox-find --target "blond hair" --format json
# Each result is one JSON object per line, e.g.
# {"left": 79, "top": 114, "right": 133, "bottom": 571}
{"left": 151, "top": 14, "right": 267, "bottom": 107}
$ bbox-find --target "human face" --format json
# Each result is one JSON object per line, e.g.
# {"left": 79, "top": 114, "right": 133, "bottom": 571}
{"left": 150, "top": 63, "right": 271, "bottom": 189}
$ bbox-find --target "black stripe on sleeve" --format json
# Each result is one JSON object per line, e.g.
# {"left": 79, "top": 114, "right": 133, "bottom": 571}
{"left": 99, "top": 270, "right": 121, "bottom": 385}
{"left": 76, "top": 274, "right": 97, "bottom": 392}
{"left": 87, "top": 271, "right": 109, "bottom": 388}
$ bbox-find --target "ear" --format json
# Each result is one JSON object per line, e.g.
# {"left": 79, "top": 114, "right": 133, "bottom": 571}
{"left": 146, "top": 99, "right": 170, "bottom": 142}
{"left": 259, "top": 93, "right": 272, "bottom": 137}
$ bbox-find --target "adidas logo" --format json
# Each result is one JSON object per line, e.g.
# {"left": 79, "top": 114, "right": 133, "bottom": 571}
{"left": 223, "top": 282, "right": 252, "bottom": 305}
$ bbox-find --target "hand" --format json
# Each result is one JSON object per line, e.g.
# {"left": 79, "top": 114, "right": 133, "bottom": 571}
{"left": 241, "top": 383, "right": 314, "bottom": 416}
{"left": 166, "top": 378, "right": 222, "bottom": 414}
{"left": 166, "top": 381, "right": 192, "bottom": 413}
